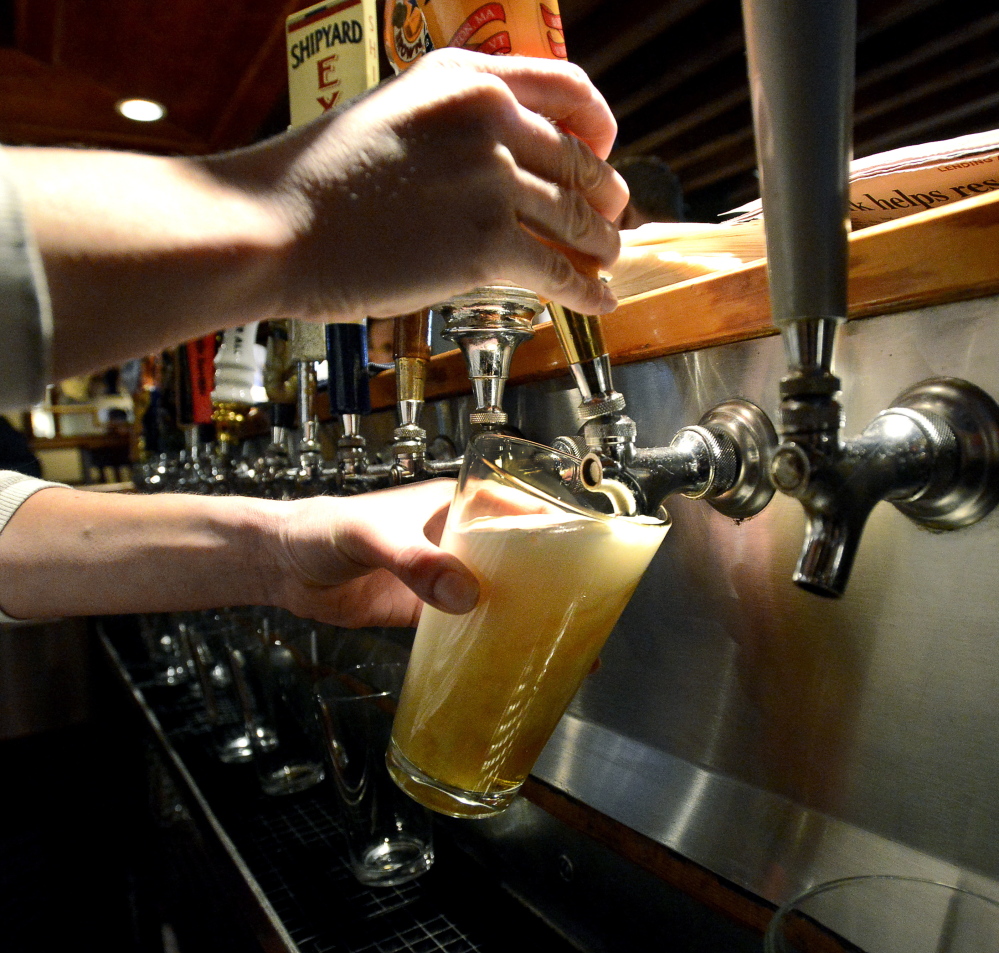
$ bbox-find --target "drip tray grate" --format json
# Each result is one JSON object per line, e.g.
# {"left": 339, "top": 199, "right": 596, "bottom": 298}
{"left": 116, "top": 641, "right": 563, "bottom": 953}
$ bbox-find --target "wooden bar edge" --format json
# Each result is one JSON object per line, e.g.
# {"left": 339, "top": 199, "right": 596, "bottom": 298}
{"left": 370, "top": 191, "right": 999, "bottom": 410}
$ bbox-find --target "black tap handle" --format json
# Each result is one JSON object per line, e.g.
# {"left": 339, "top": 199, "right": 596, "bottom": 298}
{"left": 325, "top": 321, "right": 371, "bottom": 417}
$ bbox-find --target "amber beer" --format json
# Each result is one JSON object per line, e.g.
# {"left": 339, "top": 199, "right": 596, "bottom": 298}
{"left": 387, "top": 437, "right": 668, "bottom": 818}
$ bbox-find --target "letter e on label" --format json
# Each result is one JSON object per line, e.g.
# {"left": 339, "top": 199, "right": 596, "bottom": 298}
{"left": 318, "top": 53, "right": 339, "bottom": 88}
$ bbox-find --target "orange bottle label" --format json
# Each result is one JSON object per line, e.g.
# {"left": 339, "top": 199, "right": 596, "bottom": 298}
{"left": 383, "top": 0, "right": 433, "bottom": 72}
{"left": 384, "top": 0, "right": 564, "bottom": 73}
{"left": 432, "top": 0, "right": 564, "bottom": 60}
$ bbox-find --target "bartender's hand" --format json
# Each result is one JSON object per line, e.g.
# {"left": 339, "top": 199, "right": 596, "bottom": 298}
{"left": 222, "top": 47, "right": 628, "bottom": 320}
{"left": 6, "top": 49, "right": 626, "bottom": 383}
{"left": 0, "top": 479, "right": 476, "bottom": 627}
{"left": 274, "top": 479, "right": 479, "bottom": 628}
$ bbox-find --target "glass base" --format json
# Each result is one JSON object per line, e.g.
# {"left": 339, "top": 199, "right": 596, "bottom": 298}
{"left": 386, "top": 739, "right": 520, "bottom": 819}
{"left": 351, "top": 837, "right": 434, "bottom": 887}
{"left": 215, "top": 729, "right": 254, "bottom": 764}
{"left": 154, "top": 664, "right": 190, "bottom": 687}
{"left": 259, "top": 761, "right": 325, "bottom": 797}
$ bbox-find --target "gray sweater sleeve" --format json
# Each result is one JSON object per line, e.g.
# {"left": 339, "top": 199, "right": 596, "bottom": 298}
{"left": 0, "top": 146, "right": 53, "bottom": 412}
{"left": 0, "top": 470, "right": 66, "bottom": 623}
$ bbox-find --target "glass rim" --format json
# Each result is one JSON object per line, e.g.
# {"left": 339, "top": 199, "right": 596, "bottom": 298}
{"left": 766, "top": 874, "right": 999, "bottom": 951}
{"left": 467, "top": 432, "right": 667, "bottom": 527}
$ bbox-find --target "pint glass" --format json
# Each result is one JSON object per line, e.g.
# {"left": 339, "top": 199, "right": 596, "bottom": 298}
{"left": 387, "top": 433, "right": 668, "bottom": 818}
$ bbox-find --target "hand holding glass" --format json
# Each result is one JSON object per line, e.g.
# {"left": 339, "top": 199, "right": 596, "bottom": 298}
{"left": 387, "top": 434, "right": 668, "bottom": 818}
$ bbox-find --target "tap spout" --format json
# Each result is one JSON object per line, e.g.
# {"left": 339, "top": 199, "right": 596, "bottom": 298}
{"left": 772, "top": 429, "right": 919, "bottom": 598}
{"left": 439, "top": 286, "right": 542, "bottom": 430}
{"left": 581, "top": 400, "right": 777, "bottom": 520}
{"left": 772, "top": 378, "right": 999, "bottom": 596}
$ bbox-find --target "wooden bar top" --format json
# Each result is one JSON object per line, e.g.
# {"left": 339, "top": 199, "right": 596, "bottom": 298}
{"left": 370, "top": 190, "right": 999, "bottom": 410}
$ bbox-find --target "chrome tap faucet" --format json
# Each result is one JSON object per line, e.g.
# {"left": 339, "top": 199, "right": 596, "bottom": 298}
{"left": 325, "top": 320, "right": 372, "bottom": 492}
{"left": 388, "top": 309, "right": 433, "bottom": 483}
{"left": 438, "top": 286, "right": 543, "bottom": 434}
{"left": 288, "top": 321, "right": 331, "bottom": 494}
{"left": 548, "top": 303, "right": 778, "bottom": 520}
{"left": 743, "top": 0, "right": 999, "bottom": 595}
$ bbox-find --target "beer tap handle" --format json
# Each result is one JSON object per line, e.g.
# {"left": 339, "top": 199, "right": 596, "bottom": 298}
{"left": 548, "top": 302, "right": 605, "bottom": 366}
{"left": 323, "top": 320, "right": 371, "bottom": 484}
{"left": 263, "top": 320, "right": 296, "bottom": 406}
{"left": 325, "top": 320, "right": 371, "bottom": 435}
{"left": 181, "top": 334, "right": 218, "bottom": 430}
{"left": 212, "top": 323, "right": 259, "bottom": 407}
{"left": 289, "top": 321, "right": 327, "bottom": 365}
{"left": 289, "top": 321, "right": 327, "bottom": 471}
{"left": 393, "top": 309, "right": 431, "bottom": 429}
{"left": 211, "top": 323, "right": 259, "bottom": 448}
{"left": 175, "top": 335, "right": 219, "bottom": 491}
{"left": 547, "top": 303, "right": 626, "bottom": 419}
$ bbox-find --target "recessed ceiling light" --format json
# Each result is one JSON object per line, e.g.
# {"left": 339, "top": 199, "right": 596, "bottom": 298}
{"left": 116, "top": 98, "right": 166, "bottom": 122}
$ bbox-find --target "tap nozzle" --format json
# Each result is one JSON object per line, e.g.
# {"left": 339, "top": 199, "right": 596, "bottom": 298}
{"left": 772, "top": 378, "right": 999, "bottom": 597}
{"left": 581, "top": 400, "right": 777, "bottom": 520}
{"left": 439, "top": 286, "right": 542, "bottom": 430}
{"left": 389, "top": 310, "right": 432, "bottom": 482}
{"left": 548, "top": 301, "right": 777, "bottom": 520}
{"left": 294, "top": 360, "right": 326, "bottom": 480}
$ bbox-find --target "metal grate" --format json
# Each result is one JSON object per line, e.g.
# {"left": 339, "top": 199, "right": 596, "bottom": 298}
{"left": 119, "top": 645, "right": 493, "bottom": 953}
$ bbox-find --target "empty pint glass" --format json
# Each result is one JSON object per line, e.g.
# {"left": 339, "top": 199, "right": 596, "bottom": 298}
{"left": 387, "top": 434, "right": 668, "bottom": 818}
{"left": 316, "top": 662, "right": 434, "bottom": 887}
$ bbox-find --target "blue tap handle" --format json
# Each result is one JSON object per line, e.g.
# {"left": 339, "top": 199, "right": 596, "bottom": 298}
{"left": 325, "top": 321, "right": 371, "bottom": 417}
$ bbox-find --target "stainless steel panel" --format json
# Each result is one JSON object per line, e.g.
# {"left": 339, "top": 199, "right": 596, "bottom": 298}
{"left": 367, "top": 294, "right": 999, "bottom": 907}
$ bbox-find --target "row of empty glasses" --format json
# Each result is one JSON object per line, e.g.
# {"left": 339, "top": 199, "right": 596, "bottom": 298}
{"left": 135, "top": 609, "right": 434, "bottom": 888}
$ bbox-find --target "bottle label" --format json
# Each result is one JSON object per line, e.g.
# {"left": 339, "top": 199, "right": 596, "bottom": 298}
{"left": 286, "top": 0, "right": 380, "bottom": 127}
{"left": 416, "top": 0, "right": 565, "bottom": 61}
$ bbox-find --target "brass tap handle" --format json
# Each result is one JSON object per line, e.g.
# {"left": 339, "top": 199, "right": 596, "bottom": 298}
{"left": 394, "top": 309, "right": 432, "bottom": 407}
{"left": 263, "top": 320, "right": 297, "bottom": 407}
{"left": 548, "top": 303, "right": 606, "bottom": 367}
{"left": 394, "top": 309, "right": 432, "bottom": 363}
{"left": 548, "top": 302, "right": 625, "bottom": 419}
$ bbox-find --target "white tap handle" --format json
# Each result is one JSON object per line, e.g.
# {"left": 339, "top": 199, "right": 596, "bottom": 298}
{"left": 211, "top": 322, "right": 260, "bottom": 405}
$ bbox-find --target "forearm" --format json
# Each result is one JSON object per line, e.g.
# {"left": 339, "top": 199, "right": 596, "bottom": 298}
{"left": 4, "top": 52, "right": 625, "bottom": 389}
{"left": 4, "top": 147, "right": 292, "bottom": 380}
{"left": 0, "top": 487, "right": 286, "bottom": 619}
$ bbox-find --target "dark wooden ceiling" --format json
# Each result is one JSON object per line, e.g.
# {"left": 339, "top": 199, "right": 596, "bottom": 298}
{"left": 2, "top": 0, "right": 998, "bottom": 221}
